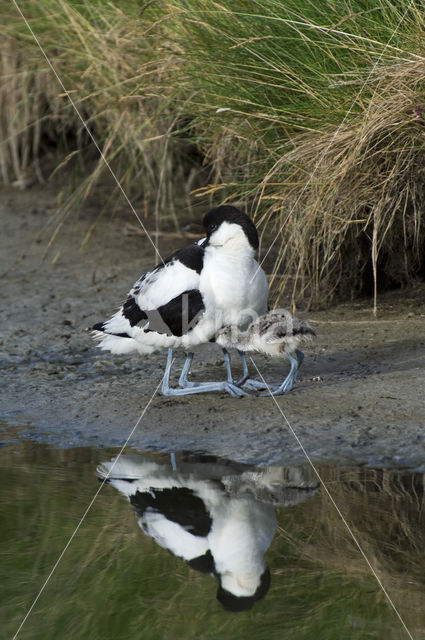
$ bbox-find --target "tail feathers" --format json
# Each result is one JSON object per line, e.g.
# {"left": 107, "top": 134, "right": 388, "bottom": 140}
{"left": 94, "top": 306, "right": 136, "bottom": 335}
{"left": 97, "top": 457, "right": 178, "bottom": 497}
{"left": 298, "top": 321, "right": 316, "bottom": 337}
{"left": 92, "top": 321, "right": 131, "bottom": 339}
{"left": 92, "top": 309, "right": 140, "bottom": 354}
{"left": 92, "top": 330, "right": 155, "bottom": 355}
{"left": 97, "top": 456, "right": 162, "bottom": 481}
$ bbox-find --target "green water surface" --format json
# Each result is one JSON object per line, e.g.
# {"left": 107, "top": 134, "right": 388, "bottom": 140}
{"left": 1, "top": 428, "right": 424, "bottom": 640}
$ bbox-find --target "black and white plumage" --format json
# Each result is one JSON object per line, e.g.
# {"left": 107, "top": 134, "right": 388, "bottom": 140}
{"left": 92, "top": 241, "right": 206, "bottom": 353}
{"left": 97, "top": 455, "right": 275, "bottom": 611}
{"left": 92, "top": 206, "right": 268, "bottom": 397}
{"left": 98, "top": 453, "right": 319, "bottom": 610}
{"left": 216, "top": 310, "right": 316, "bottom": 395}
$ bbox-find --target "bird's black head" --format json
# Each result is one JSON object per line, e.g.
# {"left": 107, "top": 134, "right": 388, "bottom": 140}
{"left": 203, "top": 206, "right": 259, "bottom": 251}
{"left": 216, "top": 567, "right": 271, "bottom": 612}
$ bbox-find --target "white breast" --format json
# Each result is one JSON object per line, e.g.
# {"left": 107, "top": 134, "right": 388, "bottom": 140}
{"left": 208, "top": 497, "right": 276, "bottom": 597}
{"left": 200, "top": 246, "right": 268, "bottom": 329}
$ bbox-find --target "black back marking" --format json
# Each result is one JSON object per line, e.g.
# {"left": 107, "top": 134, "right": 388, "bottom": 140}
{"left": 123, "top": 296, "right": 148, "bottom": 327}
{"left": 109, "top": 289, "right": 204, "bottom": 337}
{"left": 130, "top": 487, "right": 212, "bottom": 536}
{"left": 145, "top": 289, "right": 205, "bottom": 337}
{"left": 145, "top": 241, "right": 205, "bottom": 276}
{"left": 203, "top": 206, "right": 259, "bottom": 250}
{"left": 121, "top": 242, "right": 205, "bottom": 333}
{"left": 299, "top": 324, "right": 316, "bottom": 336}
{"left": 164, "top": 242, "right": 205, "bottom": 274}
{"left": 97, "top": 241, "right": 205, "bottom": 337}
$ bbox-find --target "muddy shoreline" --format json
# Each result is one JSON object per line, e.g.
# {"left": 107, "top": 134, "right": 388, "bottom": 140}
{"left": 1, "top": 186, "right": 425, "bottom": 469}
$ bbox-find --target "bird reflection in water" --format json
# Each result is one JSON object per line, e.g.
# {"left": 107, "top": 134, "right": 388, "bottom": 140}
{"left": 97, "top": 453, "right": 319, "bottom": 611}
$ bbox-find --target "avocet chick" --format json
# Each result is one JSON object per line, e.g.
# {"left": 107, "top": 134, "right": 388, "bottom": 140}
{"left": 216, "top": 310, "right": 315, "bottom": 395}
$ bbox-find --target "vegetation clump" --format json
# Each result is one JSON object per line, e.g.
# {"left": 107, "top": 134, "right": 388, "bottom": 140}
{"left": 1, "top": 1, "right": 425, "bottom": 308}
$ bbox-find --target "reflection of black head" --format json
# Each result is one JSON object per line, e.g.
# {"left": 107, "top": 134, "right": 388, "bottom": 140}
{"left": 216, "top": 567, "right": 271, "bottom": 612}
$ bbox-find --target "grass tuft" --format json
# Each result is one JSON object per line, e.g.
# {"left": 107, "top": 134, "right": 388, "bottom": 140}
{"left": 2, "top": 1, "right": 425, "bottom": 307}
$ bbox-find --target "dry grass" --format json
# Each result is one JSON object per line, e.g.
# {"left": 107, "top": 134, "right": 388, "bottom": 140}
{"left": 0, "top": 35, "right": 68, "bottom": 187}
{"left": 255, "top": 61, "right": 425, "bottom": 310}
{"left": 1, "top": 1, "right": 425, "bottom": 308}
{"left": 0, "top": 2, "right": 199, "bottom": 225}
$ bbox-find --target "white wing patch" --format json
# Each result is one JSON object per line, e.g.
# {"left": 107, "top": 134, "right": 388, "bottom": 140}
{"left": 139, "top": 511, "right": 209, "bottom": 561}
{"left": 133, "top": 260, "right": 200, "bottom": 310}
{"left": 93, "top": 256, "right": 203, "bottom": 354}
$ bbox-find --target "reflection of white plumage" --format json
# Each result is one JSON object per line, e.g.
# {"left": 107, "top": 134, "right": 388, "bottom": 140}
{"left": 216, "top": 310, "right": 316, "bottom": 395}
{"left": 98, "top": 454, "right": 277, "bottom": 611}
{"left": 99, "top": 454, "right": 319, "bottom": 611}
{"left": 208, "top": 495, "right": 275, "bottom": 603}
{"left": 92, "top": 206, "right": 268, "bottom": 397}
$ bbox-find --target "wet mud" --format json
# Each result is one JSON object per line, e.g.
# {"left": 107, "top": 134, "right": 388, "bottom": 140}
{"left": 1, "top": 186, "right": 425, "bottom": 469}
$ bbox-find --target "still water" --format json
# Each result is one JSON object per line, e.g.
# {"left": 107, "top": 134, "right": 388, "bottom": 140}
{"left": 2, "top": 428, "right": 425, "bottom": 640}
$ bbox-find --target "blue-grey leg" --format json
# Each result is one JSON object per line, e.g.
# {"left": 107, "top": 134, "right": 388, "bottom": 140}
{"left": 288, "top": 348, "right": 304, "bottom": 389}
{"left": 287, "top": 349, "right": 304, "bottom": 390}
{"left": 179, "top": 351, "right": 230, "bottom": 388}
{"left": 161, "top": 349, "right": 247, "bottom": 397}
{"left": 222, "top": 348, "right": 233, "bottom": 383}
{"left": 178, "top": 352, "right": 196, "bottom": 387}
{"left": 260, "top": 349, "right": 304, "bottom": 396}
{"left": 238, "top": 350, "right": 249, "bottom": 380}
{"left": 179, "top": 350, "right": 243, "bottom": 391}
{"left": 223, "top": 348, "right": 265, "bottom": 391}
{"left": 236, "top": 350, "right": 270, "bottom": 391}
{"left": 170, "top": 452, "right": 177, "bottom": 471}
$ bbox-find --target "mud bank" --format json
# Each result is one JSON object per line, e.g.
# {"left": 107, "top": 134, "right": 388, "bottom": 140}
{"left": 1, "top": 186, "right": 425, "bottom": 469}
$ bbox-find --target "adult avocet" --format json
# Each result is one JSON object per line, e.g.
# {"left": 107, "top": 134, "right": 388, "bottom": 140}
{"left": 92, "top": 206, "right": 268, "bottom": 396}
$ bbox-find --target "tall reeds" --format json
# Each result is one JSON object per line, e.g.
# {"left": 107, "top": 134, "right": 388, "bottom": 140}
{"left": 1, "top": 1, "right": 425, "bottom": 307}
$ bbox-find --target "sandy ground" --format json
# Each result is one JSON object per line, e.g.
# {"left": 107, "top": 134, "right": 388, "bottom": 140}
{"left": 1, "top": 185, "right": 425, "bottom": 469}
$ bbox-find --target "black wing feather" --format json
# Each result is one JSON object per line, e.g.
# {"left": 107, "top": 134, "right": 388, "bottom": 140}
{"left": 148, "top": 289, "right": 205, "bottom": 336}
{"left": 130, "top": 487, "right": 212, "bottom": 536}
